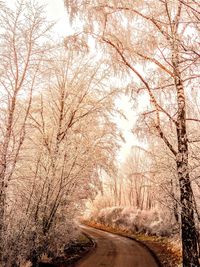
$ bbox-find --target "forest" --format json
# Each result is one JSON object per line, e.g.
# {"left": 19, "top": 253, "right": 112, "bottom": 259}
{"left": 0, "top": 0, "right": 199, "bottom": 266}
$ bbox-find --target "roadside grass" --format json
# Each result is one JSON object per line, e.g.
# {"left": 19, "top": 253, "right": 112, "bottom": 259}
{"left": 82, "top": 220, "right": 182, "bottom": 267}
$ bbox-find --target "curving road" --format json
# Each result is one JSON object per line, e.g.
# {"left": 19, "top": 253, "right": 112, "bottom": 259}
{"left": 76, "top": 225, "right": 159, "bottom": 267}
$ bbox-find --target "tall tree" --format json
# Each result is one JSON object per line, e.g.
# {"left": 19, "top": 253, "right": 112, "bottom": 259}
{"left": 6, "top": 47, "right": 120, "bottom": 265}
{"left": 0, "top": 1, "right": 51, "bottom": 265}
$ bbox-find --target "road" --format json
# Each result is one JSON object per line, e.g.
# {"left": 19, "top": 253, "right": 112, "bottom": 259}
{"left": 75, "top": 225, "right": 159, "bottom": 267}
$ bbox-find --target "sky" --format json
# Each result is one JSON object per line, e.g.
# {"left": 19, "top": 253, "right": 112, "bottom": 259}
{"left": 39, "top": 0, "right": 74, "bottom": 36}
{"left": 7, "top": 0, "right": 144, "bottom": 162}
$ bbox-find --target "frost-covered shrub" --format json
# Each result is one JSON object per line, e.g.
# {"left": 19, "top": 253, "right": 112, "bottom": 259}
{"left": 2, "top": 210, "right": 80, "bottom": 267}
{"left": 98, "top": 207, "right": 123, "bottom": 225}
{"left": 88, "top": 207, "right": 178, "bottom": 237}
{"left": 45, "top": 219, "right": 80, "bottom": 257}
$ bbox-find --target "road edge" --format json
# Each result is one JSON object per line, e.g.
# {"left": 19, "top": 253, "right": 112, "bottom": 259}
{"left": 81, "top": 223, "right": 162, "bottom": 267}
{"left": 70, "top": 231, "right": 97, "bottom": 267}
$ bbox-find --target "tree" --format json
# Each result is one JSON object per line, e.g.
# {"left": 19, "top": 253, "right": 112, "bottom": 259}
{"left": 64, "top": 0, "right": 200, "bottom": 265}
{"left": 0, "top": 1, "right": 51, "bottom": 265}
{"left": 7, "top": 47, "right": 120, "bottom": 265}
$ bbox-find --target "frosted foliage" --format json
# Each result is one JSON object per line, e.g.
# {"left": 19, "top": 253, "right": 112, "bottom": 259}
{"left": 87, "top": 207, "right": 178, "bottom": 237}
{"left": 65, "top": 0, "right": 200, "bottom": 265}
{"left": 2, "top": 48, "right": 119, "bottom": 264}
{"left": 4, "top": 214, "right": 79, "bottom": 266}
{"left": 0, "top": 0, "right": 199, "bottom": 266}
{"left": 0, "top": 1, "right": 119, "bottom": 264}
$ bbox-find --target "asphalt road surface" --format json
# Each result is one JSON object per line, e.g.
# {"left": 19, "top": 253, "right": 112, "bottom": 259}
{"left": 76, "top": 225, "right": 159, "bottom": 267}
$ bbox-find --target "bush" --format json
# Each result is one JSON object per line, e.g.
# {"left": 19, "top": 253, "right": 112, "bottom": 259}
{"left": 87, "top": 207, "right": 178, "bottom": 237}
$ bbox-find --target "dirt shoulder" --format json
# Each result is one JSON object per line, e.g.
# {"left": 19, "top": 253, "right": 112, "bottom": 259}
{"left": 82, "top": 220, "right": 181, "bottom": 267}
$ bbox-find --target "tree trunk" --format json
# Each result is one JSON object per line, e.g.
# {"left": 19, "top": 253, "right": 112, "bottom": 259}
{"left": 0, "top": 100, "right": 16, "bottom": 265}
{"left": 173, "top": 51, "right": 199, "bottom": 266}
{"left": 176, "top": 127, "right": 199, "bottom": 266}
{"left": 170, "top": 179, "right": 179, "bottom": 223}
{"left": 0, "top": 156, "right": 8, "bottom": 265}
{"left": 0, "top": 186, "right": 5, "bottom": 265}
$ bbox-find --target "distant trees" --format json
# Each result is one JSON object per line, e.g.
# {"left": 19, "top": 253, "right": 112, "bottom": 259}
{"left": 65, "top": 0, "right": 200, "bottom": 265}
{"left": 121, "top": 146, "right": 154, "bottom": 210}
{"left": 100, "top": 146, "right": 155, "bottom": 209}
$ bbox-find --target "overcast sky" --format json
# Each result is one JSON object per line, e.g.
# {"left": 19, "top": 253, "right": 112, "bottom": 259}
{"left": 40, "top": 0, "right": 73, "bottom": 36}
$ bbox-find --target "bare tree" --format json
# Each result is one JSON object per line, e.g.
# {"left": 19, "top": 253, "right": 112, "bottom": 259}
{"left": 0, "top": 1, "right": 52, "bottom": 265}
{"left": 9, "top": 48, "right": 120, "bottom": 264}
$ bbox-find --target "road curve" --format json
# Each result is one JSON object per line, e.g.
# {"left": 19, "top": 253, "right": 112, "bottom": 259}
{"left": 75, "top": 225, "right": 159, "bottom": 267}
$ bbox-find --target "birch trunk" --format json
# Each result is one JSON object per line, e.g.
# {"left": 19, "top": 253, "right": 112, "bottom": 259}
{"left": 173, "top": 44, "right": 199, "bottom": 267}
